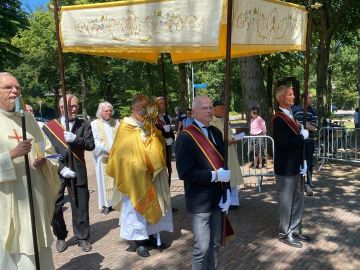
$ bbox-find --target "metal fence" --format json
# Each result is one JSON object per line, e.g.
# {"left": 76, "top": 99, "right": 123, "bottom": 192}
{"left": 317, "top": 127, "right": 360, "bottom": 170}
{"left": 237, "top": 135, "right": 275, "bottom": 192}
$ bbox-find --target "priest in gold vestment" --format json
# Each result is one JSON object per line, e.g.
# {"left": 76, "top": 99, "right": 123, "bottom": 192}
{"left": 107, "top": 95, "right": 173, "bottom": 257}
{"left": 210, "top": 99, "right": 243, "bottom": 208}
{"left": 0, "top": 72, "right": 60, "bottom": 269}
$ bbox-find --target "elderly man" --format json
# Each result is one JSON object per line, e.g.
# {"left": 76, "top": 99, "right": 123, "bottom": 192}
{"left": 107, "top": 95, "right": 173, "bottom": 258}
{"left": 210, "top": 99, "right": 243, "bottom": 209}
{"left": 292, "top": 92, "right": 318, "bottom": 196}
{"left": 176, "top": 95, "right": 231, "bottom": 270}
{"left": 42, "top": 95, "right": 95, "bottom": 253}
{"left": 0, "top": 72, "right": 60, "bottom": 269}
{"left": 91, "top": 102, "right": 119, "bottom": 214}
{"left": 272, "top": 85, "right": 310, "bottom": 248}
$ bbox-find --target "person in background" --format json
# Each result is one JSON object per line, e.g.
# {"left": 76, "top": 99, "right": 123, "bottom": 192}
{"left": 273, "top": 85, "right": 310, "bottom": 248}
{"left": 183, "top": 108, "right": 194, "bottom": 128}
{"left": 0, "top": 72, "right": 60, "bottom": 269}
{"left": 210, "top": 99, "right": 243, "bottom": 209}
{"left": 292, "top": 92, "right": 318, "bottom": 196}
{"left": 91, "top": 102, "right": 119, "bottom": 214}
{"left": 249, "top": 106, "right": 267, "bottom": 168}
{"left": 156, "top": 97, "right": 177, "bottom": 212}
{"left": 175, "top": 106, "right": 186, "bottom": 134}
{"left": 354, "top": 108, "right": 359, "bottom": 128}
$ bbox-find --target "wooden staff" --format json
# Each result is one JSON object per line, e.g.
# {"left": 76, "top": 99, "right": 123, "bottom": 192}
{"left": 20, "top": 108, "right": 40, "bottom": 270}
{"left": 302, "top": 0, "right": 313, "bottom": 192}
{"left": 53, "top": 0, "right": 76, "bottom": 203}
{"left": 221, "top": 0, "right": 234, "bottom": 247}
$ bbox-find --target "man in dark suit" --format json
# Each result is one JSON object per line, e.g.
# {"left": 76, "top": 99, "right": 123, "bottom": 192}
{"left": 43, "top": 94, "right": 95, "bottom": 253}
{"left": 272, "top": 85, "right": 310, "bottom": 248}
{"left": 176, "top": 95, "right": 231, "bottom": 270}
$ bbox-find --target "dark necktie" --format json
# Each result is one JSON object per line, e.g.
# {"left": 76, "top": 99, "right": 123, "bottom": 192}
{"left": 202, "top": 126, "right": 216, "bottom": 146}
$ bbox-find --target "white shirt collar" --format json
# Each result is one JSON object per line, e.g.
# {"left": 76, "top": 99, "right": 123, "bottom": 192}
{"left": 279, "top": 107, "right": 293, "bottom": 119}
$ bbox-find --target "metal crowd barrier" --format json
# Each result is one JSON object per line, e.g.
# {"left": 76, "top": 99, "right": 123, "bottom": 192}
{"left": 317, "top": 127, "right": 360, "bottom": 170}
{"left": 237, "top": 135, "right": 275, "bottom": 192}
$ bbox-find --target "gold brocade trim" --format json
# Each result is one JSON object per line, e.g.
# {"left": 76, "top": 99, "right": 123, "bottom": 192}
{"left": 134, "top": 185, "right": 158, "bottom": 214}
{"left": 61, "top": 0, "right": 172, "bottom": 11}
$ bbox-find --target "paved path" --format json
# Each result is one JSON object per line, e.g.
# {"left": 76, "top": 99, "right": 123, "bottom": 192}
{"left": 52, "top": 153, "right": 360, "bottom": 270}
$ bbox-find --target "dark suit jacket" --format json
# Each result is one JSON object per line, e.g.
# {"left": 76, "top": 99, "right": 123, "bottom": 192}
{"left": 175, "top": 121, "right": 225, "bottom": 214}
{"left": 272, "top": 109, "right": 304, "bottom": 176}
{"left": 43, "top": 118, "right": 95, "bottom": 185}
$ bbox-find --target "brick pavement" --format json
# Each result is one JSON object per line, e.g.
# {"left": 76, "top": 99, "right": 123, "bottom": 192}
{"left": 52, "top": 153, "right": 360, "bottom": 270}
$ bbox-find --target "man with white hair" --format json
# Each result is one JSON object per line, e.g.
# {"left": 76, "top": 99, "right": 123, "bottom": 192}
{"left": 0, "top": 72, "right": 60, "bottom": 270}
{"left": 42, "top": 94, "right": 95, "bottom": 253}
{"left": 272, "top": 85, "right": 310, "bottom": 248}
{"left": 91, "top": 102, "right": 119, "bottom": 214}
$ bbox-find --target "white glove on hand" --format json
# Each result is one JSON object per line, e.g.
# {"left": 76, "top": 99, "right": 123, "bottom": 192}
{"left": 165, "top": 137, "right": 174, "bottom": 146}
{"left": 64, "top": 131, "right": 76, "bottom": 143}
{"left": 300, "top": 160, "right": 307, "bottom": 176}
{"left": 60, "top": 166, "right": 76, "bottom": 178}
{"left": 300, "top": 125, "right": 309, "bottom": 140}
{"left": 217, "top": 168, "right": 231, "bottom": 182}
{"left": 219, "top": 189, "right": 231, "bottom": 213}
{"left": 163, "top": 124, "right": 171, "bottom": 133}
{"left": 233, "top": 132, "right": 245, "bottom": 141}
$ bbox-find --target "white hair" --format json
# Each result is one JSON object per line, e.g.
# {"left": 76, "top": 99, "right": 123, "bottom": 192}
{"left": 96, "top": 101, "right": 114, "bottom": 119}
{"left": 192, "top": 95, "right": 211, "bottom": 109}
{"left": 276, "top": 85, "right": 291, "bottom": 102}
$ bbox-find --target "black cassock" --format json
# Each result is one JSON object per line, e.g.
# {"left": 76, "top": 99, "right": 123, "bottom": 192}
{"left": 43, "top": 118, "right": 95, "bottom": 241}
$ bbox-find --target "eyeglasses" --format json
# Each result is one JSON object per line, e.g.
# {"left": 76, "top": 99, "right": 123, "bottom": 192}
{"left": 0, "top": 85, "right": 21, "bottom": 91}
{"left": 197, "top": 106, "right": 213, "bottom": 111}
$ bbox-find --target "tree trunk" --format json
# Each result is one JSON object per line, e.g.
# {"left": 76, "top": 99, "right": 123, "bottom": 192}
{"left": 178, "top": 64, "right": 188, "bottom": 109}
{"left": 316, "top": 31, "right": 331, "bottom": 122}
{"left": 238, "top": 56, "right": 270, "bottom": 131}
{"left": 266, "top": 65, "right": 274, "bottom": 113}
{"left": 79, "top": 59, "right": 88, "bottom": 119}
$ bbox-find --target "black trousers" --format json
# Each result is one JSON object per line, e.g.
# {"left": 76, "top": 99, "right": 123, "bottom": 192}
{"left": 52, "top": 178, "right": 90, "bottom": 241}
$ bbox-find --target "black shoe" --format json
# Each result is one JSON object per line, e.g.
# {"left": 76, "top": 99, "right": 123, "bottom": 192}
{"left": 78, "top": 240, "right": 92, "bottom": 252}
{"left": 172, "top": 207, "right": 178, "bottom": 212}
{"left": 102, "top": 206, "right": 113, "bottom": 215}
{"left": 229, "top": 205, "right": 239, "bottom": 210}
{"left": 136, "top": 245, "right": 150, "bottom": 257}
{"left": 293, "top": 233, "right": 311, "bottom": 242}
{"left": 147, "top": 236, "right": 169, "bottom": 250}
{"left": 56, "top": 239, "right": 68, "bottom": 253}
{"left": 279, "top": 235, "right": 303, "bottom": 248}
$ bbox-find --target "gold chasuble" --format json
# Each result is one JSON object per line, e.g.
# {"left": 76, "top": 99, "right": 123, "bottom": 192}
{"left": 107, "top": 116, "right": 166, "bottom": 224}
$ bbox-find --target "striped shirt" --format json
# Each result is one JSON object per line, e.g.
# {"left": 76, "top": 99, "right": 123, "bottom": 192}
{"left": 291, "top": 105, "right": 318, "bottom": 138}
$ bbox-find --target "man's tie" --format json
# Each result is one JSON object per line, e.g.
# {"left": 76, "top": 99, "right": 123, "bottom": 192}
{"left": 202, "top": 126, "right": 216, "bottom": 146}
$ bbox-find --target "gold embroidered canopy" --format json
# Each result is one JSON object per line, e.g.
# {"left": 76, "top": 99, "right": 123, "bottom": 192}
{"left": 60, "top": 0, "right": 307, "bottom": 63}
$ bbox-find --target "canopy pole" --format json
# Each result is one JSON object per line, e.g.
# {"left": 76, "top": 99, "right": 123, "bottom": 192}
{"left": 53, "top": 0, "right": 76, "bottom": 202}
{"left": 221, "top": 0, "right": 233, "bottom": 247}
{"left": 160, "top": 53, "right": 168, "bottom": 106}
{"left": 301, "top": 0, "right": 313, "bottom": 192}
{"left": 20, "top": 109, "right": 40, "bottom": 269}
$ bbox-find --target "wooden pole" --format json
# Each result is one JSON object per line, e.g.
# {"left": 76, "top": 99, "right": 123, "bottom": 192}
{"left": 221, "top": 0, "right": 233, "bottom": 247}
{"left": 20, "top": 109, "right": 40, "bottom": 270}
{"left": 53, "top": 0, "right": 76, "bottom": 202}
{"left": 302, "top": 0, "right": 312, "bottom": 192}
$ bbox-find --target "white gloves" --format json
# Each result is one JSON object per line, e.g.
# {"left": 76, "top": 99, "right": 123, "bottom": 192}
{"left": 300, "top": 125, "right": 309, "bottom": 140}
{"left": 165, "top": 137, "right": 174, "bottom": 146}
{"left": 212, "top": 168, "right": 231, "bottom": 182}
{"left": 64, "top": 131, "right": 76, "bottom": 142}
{"left": 163, "top": 124, "right": 171, "bottom": 133}
{"left": 60, "top": 166, "right": 76, "bottom": 178}
{"left": 219, "top": 189, "right": 231, "bottom": 213}
{"left": 300, "top": 160, "right": 307, "bottom": 176}
{"left": 233, "top": 132, "right": 245, "bottom": 141}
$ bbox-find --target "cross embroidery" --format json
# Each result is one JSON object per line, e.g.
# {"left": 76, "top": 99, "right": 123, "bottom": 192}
{"left": 8, "top": 129, "right": 23, "bottom": 142}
